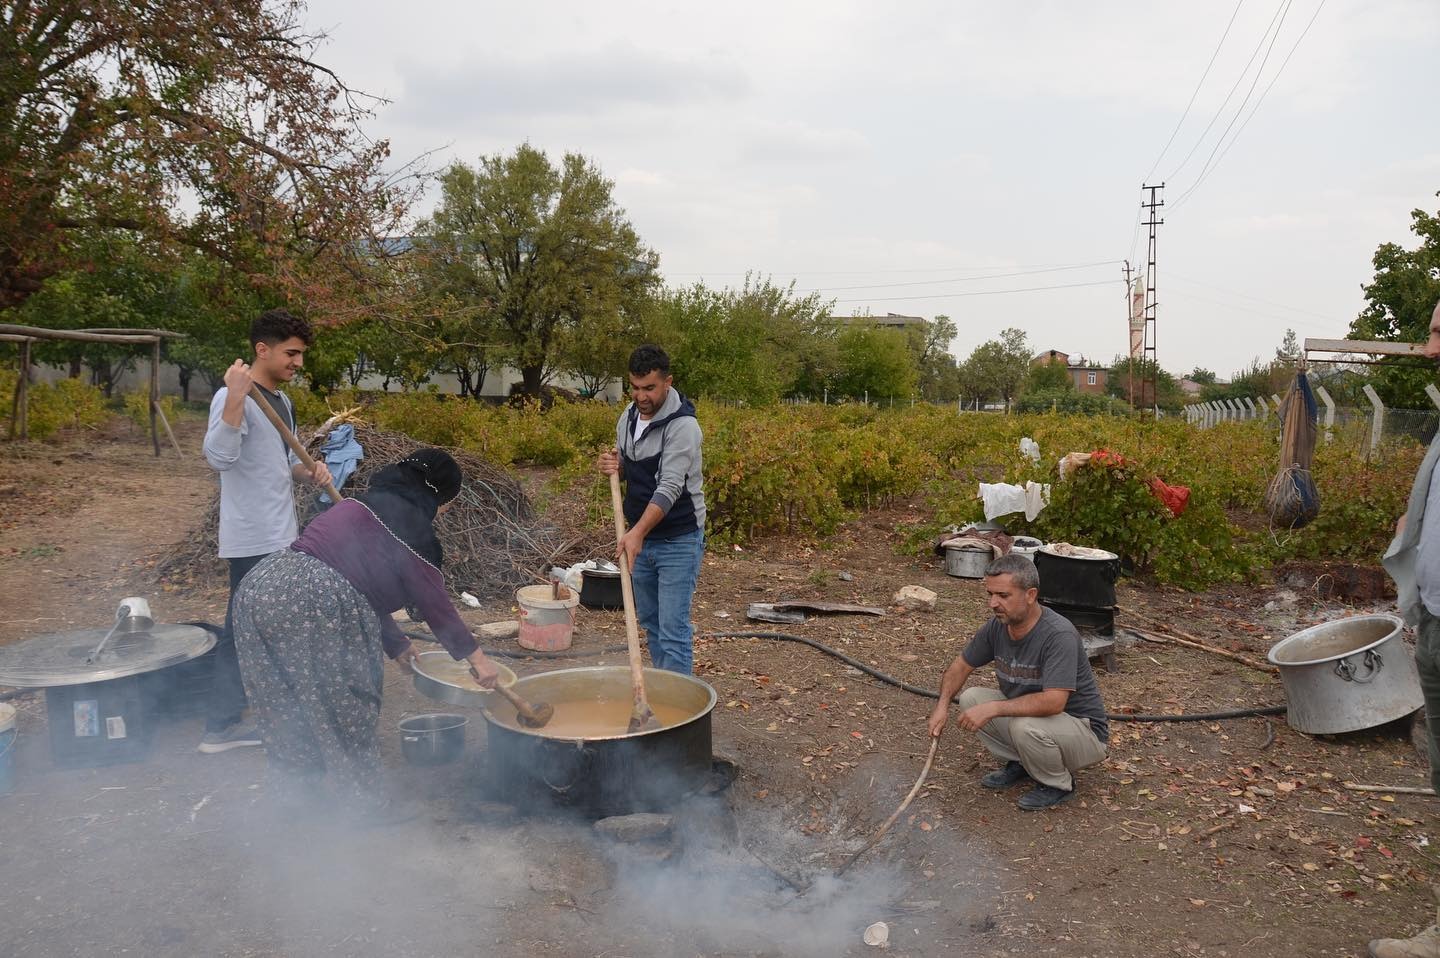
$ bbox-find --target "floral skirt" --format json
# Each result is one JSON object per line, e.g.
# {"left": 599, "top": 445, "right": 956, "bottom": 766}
{"left": 233, "top": 549, "right": 385, "bottom": 807}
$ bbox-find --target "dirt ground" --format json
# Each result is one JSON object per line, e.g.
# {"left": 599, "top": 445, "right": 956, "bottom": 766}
{"left": 1, "top": 417, "right": 1438, "bottom": 958}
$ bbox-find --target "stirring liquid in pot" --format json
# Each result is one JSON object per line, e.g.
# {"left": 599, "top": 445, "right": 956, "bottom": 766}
{"left": 517, "top": 697, "right": 694, "bottom": 737}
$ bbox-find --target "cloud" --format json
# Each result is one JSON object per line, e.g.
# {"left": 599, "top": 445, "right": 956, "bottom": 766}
{"left": 394, "top": 41, "right": 750, "bottom": 125}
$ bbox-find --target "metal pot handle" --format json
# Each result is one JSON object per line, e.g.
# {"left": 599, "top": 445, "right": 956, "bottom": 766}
{"left": 537, "top": 740, "right": 593, "bottom": 794}
{"left": 1334, "top": 649, "right": 1383, "bottom": 684}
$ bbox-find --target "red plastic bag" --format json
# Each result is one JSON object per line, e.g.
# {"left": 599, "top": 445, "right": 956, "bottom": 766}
{"left": 1149, "top": 478, "right": 1191, "bottom": 518}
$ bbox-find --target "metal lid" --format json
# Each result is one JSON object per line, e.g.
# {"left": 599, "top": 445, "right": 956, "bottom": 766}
{"left": 0, "top": 624, "right": 216, "bottom": 688}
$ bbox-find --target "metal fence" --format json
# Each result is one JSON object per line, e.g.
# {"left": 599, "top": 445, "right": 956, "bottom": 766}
{"left": 1184, "top": 385, "right": 1440, "bottom": 454}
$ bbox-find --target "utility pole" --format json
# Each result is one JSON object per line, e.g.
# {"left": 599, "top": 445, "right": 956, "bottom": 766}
{"left": 1122, "top": 260, "right": 1134, "bottom": 406}
{"left": 1140, "top": 183, "right": 1164, "bottom": 416}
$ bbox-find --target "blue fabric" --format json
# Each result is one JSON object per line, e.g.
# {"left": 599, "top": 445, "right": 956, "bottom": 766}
{"left": 318, "top": 424, "right": 364, "bottom": 504}
{"left": 630, "top": 528, "right": 704, "bottom": 674}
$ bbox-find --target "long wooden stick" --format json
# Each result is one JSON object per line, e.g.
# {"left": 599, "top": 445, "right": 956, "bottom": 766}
{"left": 609, "top": 470, "right": 655, "bottom": 731}
{"left": 1125, "top": 611, "right": 1278, "bottom": 674}
{"left": 1343, "top": 782, "right": 1437, "bottom": 797}
{"left": 248, "top": 383, "right": 342, "bottom": 502}
{"left": 153, "top": 400, "right": 183, "bottom": 458}
{"left": 834, "top": 737, "right": 939, "bottom": 877}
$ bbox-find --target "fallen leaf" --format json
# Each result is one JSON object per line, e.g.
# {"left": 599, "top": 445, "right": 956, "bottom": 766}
{"left": 1303, "top": 863, "right": 1321, "bottom": 872}
{"left": 1189, "top": 899, "right": 1207, "bottom": 908}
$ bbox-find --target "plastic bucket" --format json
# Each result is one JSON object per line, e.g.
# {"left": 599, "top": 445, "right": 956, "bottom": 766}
{"left": 516, "top": 585, "right": 581, "bottom": 652}
{"left": 1011, "top": 537, "right": 1044, "bottom": 563}
{"left": 0, "top": 702, "right": 16, "bottom": 795}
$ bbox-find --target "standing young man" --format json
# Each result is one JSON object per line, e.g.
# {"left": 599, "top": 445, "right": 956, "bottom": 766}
{"left": 1370, "top": 298, "right": 1440, "bottom": 958}
{"left": 597, "top": 345, "right": 705, "bottom": 674}
{"left": 200, "top": 309, "right": 331, "bottom": 753}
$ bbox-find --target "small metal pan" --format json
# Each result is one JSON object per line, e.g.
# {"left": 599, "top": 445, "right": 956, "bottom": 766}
{"left": 411, "top": 650, "right": 517, "bottom": 707}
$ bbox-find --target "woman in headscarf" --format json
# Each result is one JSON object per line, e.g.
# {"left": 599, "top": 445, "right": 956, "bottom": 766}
{"left": 232, "top": 447, "right": 500, "bottom": 816}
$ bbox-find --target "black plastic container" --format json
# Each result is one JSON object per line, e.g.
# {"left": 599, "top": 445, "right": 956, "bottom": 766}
{"left": 45, "top": 675, "right": 153, "bottom": 767}
{"left": 579, "top": 569, "right": 624, "bottom": 611}
{"left": 1035, "top": 549, "right": 1120, "bottom": 609}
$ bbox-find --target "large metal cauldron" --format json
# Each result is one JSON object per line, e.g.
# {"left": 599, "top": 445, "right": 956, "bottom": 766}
{"left": 1267, "top": 614, "right": 1423, "bottom": 735}
{"left": 481, "top": 666, "right": 716, "bottom": 817}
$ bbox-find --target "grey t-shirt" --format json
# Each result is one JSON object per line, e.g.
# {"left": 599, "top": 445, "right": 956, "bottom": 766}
{"left": 962, "top": 607, "right": 1109, "bottom": 743}
{"left": 1417, "top": 468, "right": 1440, "bottom": 616}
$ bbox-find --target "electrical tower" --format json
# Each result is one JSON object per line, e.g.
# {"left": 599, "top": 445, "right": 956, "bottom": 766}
{"left": 1139, "top": 183, "right": 1164, "bottom": 415}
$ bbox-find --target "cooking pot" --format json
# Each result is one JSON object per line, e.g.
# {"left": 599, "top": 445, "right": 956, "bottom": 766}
{"left": 398, "top": 713, "right": 468, "bottom": 765}
{"left": 480, "top": 666, "right": 715, "bottom": 817}
{"left": 1267, "top": 614, "right": 1423, "bottom": 735}
{"left": 1034, "top": 545, "right": 1120, "bottom": 609}
{"left": 944, "top": 546, "right": 991, "bottom": 579}
{"left": 579, "top": 567, "right": 623, "bottom": 610}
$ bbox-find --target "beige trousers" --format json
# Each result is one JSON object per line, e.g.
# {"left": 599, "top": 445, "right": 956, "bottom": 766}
{"left": 958, "top": 687, "right": 1108, "bottom": 790}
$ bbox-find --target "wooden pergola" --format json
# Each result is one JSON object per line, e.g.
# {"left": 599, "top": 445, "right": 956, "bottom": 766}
{"left": 1, "top": 323, "right": 185, "bottom": 456}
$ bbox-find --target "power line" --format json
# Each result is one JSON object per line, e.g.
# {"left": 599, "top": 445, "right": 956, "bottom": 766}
{"left": 1170, "top": 0, "right": 1327, "bottom": 211}
{"left": 661, "top": 260, "right": 1116, "bottom": 278}
{"left": 1166, "top": 288, "right": 1343, "bottom": 332}
{"left": 798, "top": 260, "right": 1119, "bottom": 293}
{"left": 1143, "top": 0, "right": 1248, "bottom": 183}
{"left": 833, "top": 279, "right": 1117, "bottom": 304}
{"left": 1168, "top": 270, "right": 1343, "bottom": 324}
{"left": 1171, "top": 0, "right": 1296, "bottom": 210}
{"left": 1166, "top": 0, "right": 1290, "bottom": 182}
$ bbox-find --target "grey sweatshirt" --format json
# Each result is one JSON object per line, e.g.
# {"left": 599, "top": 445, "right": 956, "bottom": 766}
{"left": 203, "top": 387, "right": 301, "bottom": 559}
{"left": 616, "top": 387, "right": 706, "bottom": 537}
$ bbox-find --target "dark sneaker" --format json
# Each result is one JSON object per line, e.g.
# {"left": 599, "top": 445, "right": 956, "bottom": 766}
{"left": 1017, "top": 784, "right": 1075, "bottom": 811}
{"left": 197, "top": 723, "right": 262, "bottom": 754}
{"left": 981, "top": 761, "right": 1031, "bottom": 790}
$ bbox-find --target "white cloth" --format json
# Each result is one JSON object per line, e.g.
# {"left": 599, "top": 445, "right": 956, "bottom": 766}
{"left": 978, "top": 481, "right": 1050, "bottom": 522}
{"left": 1019, "top": 437, "right": 1041, "bottom": 463}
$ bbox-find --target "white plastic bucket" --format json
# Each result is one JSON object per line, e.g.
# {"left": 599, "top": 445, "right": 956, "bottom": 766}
{"left": 516, "top": 585, "right": 581, "bottom": 652}
{"left": 1011, "top": 537, "right": 1044, "bottom": 563}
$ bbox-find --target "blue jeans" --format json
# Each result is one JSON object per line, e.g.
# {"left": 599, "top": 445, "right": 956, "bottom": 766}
{"left": 630, "top": 528, "right": 704, "bottom": 674}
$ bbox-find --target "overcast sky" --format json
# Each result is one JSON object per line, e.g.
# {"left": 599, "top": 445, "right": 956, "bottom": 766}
{"left": 303, "top": 0, "right": 1439, "bottom": 378}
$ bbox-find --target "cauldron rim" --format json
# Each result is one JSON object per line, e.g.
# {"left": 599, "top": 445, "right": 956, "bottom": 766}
{"left": 479, "top": 665, "right": 718, "bottom": 743}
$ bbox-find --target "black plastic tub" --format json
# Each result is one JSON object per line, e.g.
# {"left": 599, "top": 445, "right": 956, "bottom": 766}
{"left": 1035, "top": 546, "right": 1120, "bottom": 609}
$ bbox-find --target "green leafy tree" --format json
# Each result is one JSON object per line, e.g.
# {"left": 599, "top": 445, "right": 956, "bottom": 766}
{"left": 1107, "top": 356, "right": 1186, "bottom": 412}
{"left": 0, "top": 0, "right": 408, "bottom": 314}
{"left": 1348, "top": 199, "right": 1440, "bottom": 407}
{"left": 963, "top": 327, "right": 1030, "bottom": 410}
{"left": 1022, "top": 357, "right": 1074, "bottom": 394}
{"left": 648, "top": 276, "right": 836, "bottom": 404}
{"left": 907, "top": 314, "right": 961, "bottom": 401}
{"left": 1189, "top": 367, "right": 1218, "bottom": 385}
{"left": 833, "top": 324, "right": 916, "bottom": 401}
{"left": 417, "top": 146, "right": 659, "bottom": 397}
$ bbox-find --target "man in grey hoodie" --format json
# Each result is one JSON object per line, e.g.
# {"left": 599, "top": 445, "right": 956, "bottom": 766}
{"left": 200, "top": 309, "right": 331, "bottom": 753}
{"left": 598, "top": 345, "right": 705, "bottom": 674}
{"left": 1371, "top": 297, "right": 1440, "bottom": 958}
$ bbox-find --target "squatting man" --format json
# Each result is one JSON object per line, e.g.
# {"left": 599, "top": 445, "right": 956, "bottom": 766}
{"left": 927, "top": 554, "right": 1110, "bottom": 810}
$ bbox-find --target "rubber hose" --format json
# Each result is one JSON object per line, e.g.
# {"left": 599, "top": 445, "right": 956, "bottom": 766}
{"left": 696, "top": 630, "right": 1287, "bottom": 723}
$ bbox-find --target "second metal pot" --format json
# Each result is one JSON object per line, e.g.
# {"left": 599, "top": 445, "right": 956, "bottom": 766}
{"left": 1267, "top": 614, "right": 1423, "bottom": 735}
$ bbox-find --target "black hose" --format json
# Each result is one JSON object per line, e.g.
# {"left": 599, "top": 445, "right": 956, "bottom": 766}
{"left": 696, "top": 630, "right": 1287, "bottom": 724}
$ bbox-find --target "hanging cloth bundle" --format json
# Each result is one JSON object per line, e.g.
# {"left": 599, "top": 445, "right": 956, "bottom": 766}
{"left": 1263, "top": 371, "right": 1321, "bottom": 529}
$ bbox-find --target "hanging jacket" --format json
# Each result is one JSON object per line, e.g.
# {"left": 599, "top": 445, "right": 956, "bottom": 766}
{"left": 616, "top": 389, "right": 705, "bottom": 540}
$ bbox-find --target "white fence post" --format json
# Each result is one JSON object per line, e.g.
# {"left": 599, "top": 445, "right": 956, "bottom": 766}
{"left": 1271, "top": 393, "right": 1282, "bottom": 409}
{"left": 1425, "top": 383, "right": 1440, "bottom": 412}
{"left": 1207, "top": 401, "right": 1219, "bottom": 427}
{"left": 1242, "top": 397, "right": 1257, "bottom": 420}
{"left": 1225, "top": 399, "right": 1240, "bottom": 421}
{"left": 1313, "top": 385, "right": 1335, "bottom": 443}
{"left": 1255, "top": 396, "right": 1269, "bottom": 418}
{"left": 1362, "top": 384, "right": 1385, "bottom": 458}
